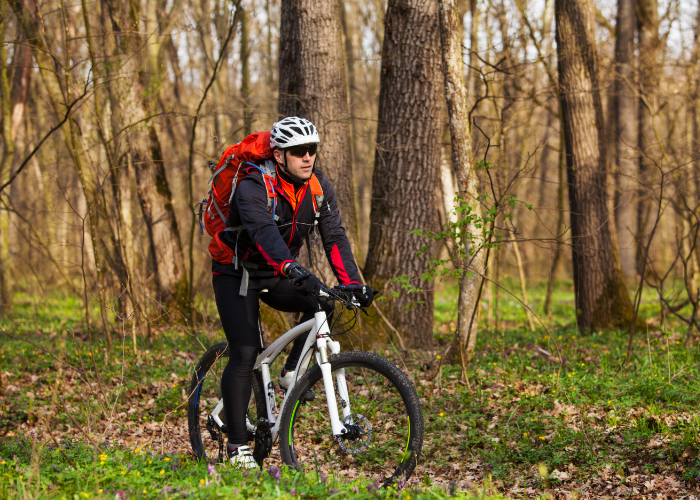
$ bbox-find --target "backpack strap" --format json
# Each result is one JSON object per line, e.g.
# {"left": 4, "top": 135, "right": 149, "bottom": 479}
{"left": 308, "top": 174, "right": 325, "bottom": 240}
{"left": 244, "top": 160, "right": 279, "bottom": 221}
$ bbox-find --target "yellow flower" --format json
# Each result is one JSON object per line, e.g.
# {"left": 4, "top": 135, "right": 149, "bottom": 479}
{"left": 200, "top": 479, "right": 205, "bottom": 485}
{"left": 142, "top": 490, "right": 147, "bottom": 494}
{"left": 164, "top": 457, "right": 170, "bottom": 461}
{"left": 439, "top": 412, "right": 444, "bottom": 417}
{"left": 160, "top": 469, "right": 165, "bottom": 475}
{"left": 121, "top": 471, "right": 126, "bottom": 475}
{"left": 135, "top": 471, "right": 140, "bottom": 477}
{"left": 135, "top": 448, "right": 141, "bottom": 454}
{"left": 523, "top": 433, "right": 528, "bottom": 436}
{"left": 607, "top": 400, "right": 611, "bottom": 404}
{"left": 436, "top": 355, "right": 441, "bottom": 360}
{"left": 149, "top": 460, "right": 152, "bottom": 464}
{"left": 539, "top": 436, "right": 546, "bottom": 440}
{"left": 1, "top": 461, "right": 5, "bottom": 465}
{"left": 99, "top": 490, "right": 103, "bottom": 494}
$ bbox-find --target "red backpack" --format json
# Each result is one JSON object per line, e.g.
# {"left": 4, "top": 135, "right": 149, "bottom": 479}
{"left": 196, "top": 131, "right": 325, "bottom": 266}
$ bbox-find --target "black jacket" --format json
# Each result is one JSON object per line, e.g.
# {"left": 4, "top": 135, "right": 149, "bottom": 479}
{"left": 212, "top": 165, "right": 361, "bottom": 285}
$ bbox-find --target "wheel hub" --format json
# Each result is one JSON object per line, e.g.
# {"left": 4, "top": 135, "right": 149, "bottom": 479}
{"left": 337, "top": 413, "right": 372, "bottom": 454}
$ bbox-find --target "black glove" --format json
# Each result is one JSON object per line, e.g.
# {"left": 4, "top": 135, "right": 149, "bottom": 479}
{"left": 355, "top": 286, "right": 374, "bottom": 308}
{"left": 285, "top": 263, "right": 323, "bottom": 297}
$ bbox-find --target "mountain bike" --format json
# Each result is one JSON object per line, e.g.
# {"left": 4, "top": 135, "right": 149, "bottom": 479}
{"left": 187, "top": 282, "right": 424, "bottom": 486}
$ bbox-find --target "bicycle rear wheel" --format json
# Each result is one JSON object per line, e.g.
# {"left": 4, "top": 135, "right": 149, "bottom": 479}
{"left": 188, "top": 342, "right": 266, "bottom": 463}
{"left": 278, "top": 351, "right": 423, "bottom": 486}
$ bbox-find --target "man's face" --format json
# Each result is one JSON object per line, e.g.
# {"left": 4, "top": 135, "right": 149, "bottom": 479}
{"left": 274, "top": 146, "right": 316, "bottom": 181}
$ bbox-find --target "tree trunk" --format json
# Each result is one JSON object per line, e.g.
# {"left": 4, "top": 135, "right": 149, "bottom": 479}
{"left": 240, "top": 7, "right": 253, "bottom": 136}
{"left": 101, "top": 0, "right": 188, "bottom": 312}
{"left": 636, "top": 0, "right": 660, "bottom": 275}
{"left": 544, "top": 126, "right": 566, "bottom": 315}
{"left": 0, "top": 6, "right": 19, "bottom": 313}
{"left": 555, "top": 0, "right": 635, "bottom": 330}
{"left": 466, "top": 0, "right": 480, "bottom": 110}
{"left": 613, "top": 0, "right": 638, "bottom": 281}
{"left": 339, "top": 1, "right": 364, "bottom": 265}
{"left": 278, "top": 0, "right": 357, "bottom": 258}
{"left": 438, "top": 0, "right": 485, "bottom": 365}
{"left": 364, "top": 0, "right": 442, "bottom": 348}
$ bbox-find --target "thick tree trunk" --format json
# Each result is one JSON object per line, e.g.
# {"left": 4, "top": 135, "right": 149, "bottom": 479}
{"left": 555, "top": 0, "right": 635, "bottom": 330}
{"left": 438, "top": 0, "right": 485, "bottom": 365}
{"left": 101, "top": 0, "right": 188, "bottom": 311}
{"left": 364, "top": 0, "right": 441, "bottom": 348}
{"left": 636, "top": 0, "right": 661, "bottom": 274}
{"left": 278, "top": 0, "right": 357, "bottom": 258}
{"left": 613, "top": 0, "right": 638, "bottom": 281}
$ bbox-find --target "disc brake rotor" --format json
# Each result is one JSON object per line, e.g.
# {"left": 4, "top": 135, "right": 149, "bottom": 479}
{"left": 336, "top": 413, "right": 372, "bottom": 454}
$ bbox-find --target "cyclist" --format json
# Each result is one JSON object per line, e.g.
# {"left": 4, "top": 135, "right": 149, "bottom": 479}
{"left": 212, "top": 117, "right": 374, "bottom": 469}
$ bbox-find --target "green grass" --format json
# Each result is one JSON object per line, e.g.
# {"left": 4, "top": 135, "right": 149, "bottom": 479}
{"left": 0, "top": 438, "right": 505, "bottom": 499}
{"left": 1, "top": 280, "right": 700, "bottom": 497}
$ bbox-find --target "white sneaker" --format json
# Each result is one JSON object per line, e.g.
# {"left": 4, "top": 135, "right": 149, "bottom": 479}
{"left": 228, "top": 445, "right": 258, "bottom": 470}
{"left": 279, "top": 369, "right": 295, "bottom": 390}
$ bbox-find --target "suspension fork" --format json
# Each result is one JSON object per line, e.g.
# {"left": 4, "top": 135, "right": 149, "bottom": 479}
{"left": 314, "top": 307, "right": 352, "bottom": 436}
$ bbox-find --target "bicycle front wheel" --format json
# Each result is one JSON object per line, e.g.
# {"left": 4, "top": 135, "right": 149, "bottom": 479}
{"left": 279, "top": 351, "right": 423, "bottom": 486}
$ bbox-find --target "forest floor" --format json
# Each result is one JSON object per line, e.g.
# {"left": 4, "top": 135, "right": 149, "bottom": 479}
{"left": 0, "top": 280, "right": 699, "bottom": 499}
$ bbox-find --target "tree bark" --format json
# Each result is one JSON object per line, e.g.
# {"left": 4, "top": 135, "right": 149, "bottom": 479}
{"left": 101, "top": 0, "right": 188, "bottom": 311}
{"left": 0, "top": 5, "right": 19, "bottom": 313}
{"left": 339, "top": 1, "right": 364, "bottom": 264}
{"left": 364, "top": 0, "right": 442, "bottom": 348}
{"left": 636, "top": 0, "right": 661, "bottom": 274}
{"left": 613, "top": 0, "right": 638, "bottom": 281}
{"left": 240, "top": 7, "right": 253, "bottom": 136}
{"left": 438, "top": 0, "right": 485, "bottom": 365}
{"left": 555, "top": 0, "right": 635, "bottom": 330}
{"left": 278, "top": 0, "right": 357, "bottom": 257}
{"left": 544, "top": 126, "right": 566, "bottom": 315}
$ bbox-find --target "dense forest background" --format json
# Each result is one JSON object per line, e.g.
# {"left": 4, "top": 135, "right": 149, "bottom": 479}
{"left": 1, "top": 0, "right": 698, "bottom": 364}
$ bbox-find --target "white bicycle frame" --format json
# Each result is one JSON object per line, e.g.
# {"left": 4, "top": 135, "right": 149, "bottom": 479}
{"left": 208, "top": 291, "right": 354, "bottom": 442}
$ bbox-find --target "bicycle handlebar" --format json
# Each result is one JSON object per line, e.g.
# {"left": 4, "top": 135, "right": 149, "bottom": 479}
{"left": 318, "top": 284, "right": 380, "bottom": 313}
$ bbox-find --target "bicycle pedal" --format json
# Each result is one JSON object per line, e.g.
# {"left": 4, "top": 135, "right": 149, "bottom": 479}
{"left": 302, "top": 390, "right": 315, "bottom": 402}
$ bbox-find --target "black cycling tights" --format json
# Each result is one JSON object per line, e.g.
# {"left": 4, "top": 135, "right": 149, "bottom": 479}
{"left": 212, "top": 273, "right": 332, "bottom": 445}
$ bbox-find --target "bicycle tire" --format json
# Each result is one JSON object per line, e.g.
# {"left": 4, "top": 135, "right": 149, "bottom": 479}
{"left": 278, "top": 351, "right": 423, "bottom": 486}
{"left": 188, "top": 342, "right": 266, "bottom": 462}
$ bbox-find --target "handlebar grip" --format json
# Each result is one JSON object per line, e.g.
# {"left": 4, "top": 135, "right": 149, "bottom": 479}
{"left": 289, "top": 274, "right": 310, "bottom": 286}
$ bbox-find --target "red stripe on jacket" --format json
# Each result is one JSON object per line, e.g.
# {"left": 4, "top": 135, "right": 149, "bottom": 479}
{"left": 331, "top": 244, "right": 353, "bottom": 285}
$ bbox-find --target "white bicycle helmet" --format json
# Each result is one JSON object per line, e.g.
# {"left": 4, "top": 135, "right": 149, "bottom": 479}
{"left": 270, "top": 117, "right": 320, "bottom": 149}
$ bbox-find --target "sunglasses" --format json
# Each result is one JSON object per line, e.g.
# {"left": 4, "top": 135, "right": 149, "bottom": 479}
{"left": 285, "top": 144, "right": 318, "bottom": 158}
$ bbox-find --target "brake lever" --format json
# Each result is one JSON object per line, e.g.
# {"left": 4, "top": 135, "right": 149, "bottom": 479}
{"left": 359, "top": 306, "right": 369, "bottom": 316}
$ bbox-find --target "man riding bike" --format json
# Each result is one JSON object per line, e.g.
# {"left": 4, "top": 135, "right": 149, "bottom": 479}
{"left": 212, "top": 117, "right": 373, "bottom": 469}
